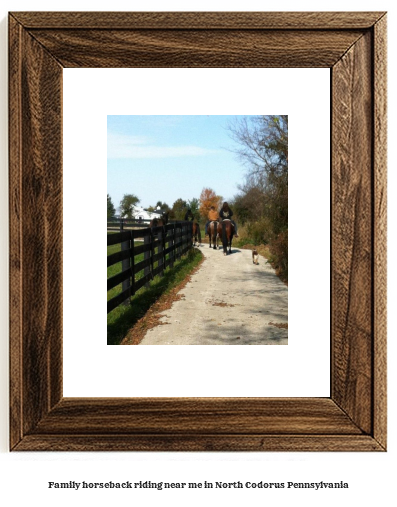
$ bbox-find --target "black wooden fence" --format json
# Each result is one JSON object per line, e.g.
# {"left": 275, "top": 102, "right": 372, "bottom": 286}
{"left": 107, "top": 217, "right": 151, "bottom": 232}
{"left": 107, "top": 221, "right": 193, "bottom": 314}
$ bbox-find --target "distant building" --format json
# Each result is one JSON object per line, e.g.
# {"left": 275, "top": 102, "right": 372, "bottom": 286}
{"left": 127, "top": 206, "right": 162, "bottom": 221}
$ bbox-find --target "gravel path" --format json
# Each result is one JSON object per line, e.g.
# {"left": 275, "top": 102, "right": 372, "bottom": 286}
{"left": 139, "top": 245, "right": 288, "bottom": 345}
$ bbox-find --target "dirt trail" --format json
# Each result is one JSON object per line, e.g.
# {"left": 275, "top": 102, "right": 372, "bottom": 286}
{"left": 139, "top": 245, "right": 288, "bottom": 345}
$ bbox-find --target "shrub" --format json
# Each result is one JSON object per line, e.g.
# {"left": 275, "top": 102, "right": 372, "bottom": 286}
{"left": 246, "top": 217, "right": 273, "bottom": 245}
{"left": 269, "top": 230, "right": 288, "bottom": 281}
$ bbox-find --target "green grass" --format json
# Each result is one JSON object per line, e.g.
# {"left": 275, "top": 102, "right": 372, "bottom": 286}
{"left": 107, "top": 241, "right": 144, "bottom": 303}
{"left": 107, "top": 247, "right": 203, "bottom": 345}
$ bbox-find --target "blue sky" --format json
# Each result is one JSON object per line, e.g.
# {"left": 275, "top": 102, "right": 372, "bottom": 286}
{"left": 107, "top": 115, "right": 255, "bottom": 211}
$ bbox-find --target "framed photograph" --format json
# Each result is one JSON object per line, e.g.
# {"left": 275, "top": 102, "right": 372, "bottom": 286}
{"left": 9, "top": 11, "right": 387, "bottom": 451}
{"left": 64, "top": 68, "right": 329, "bottom": 399}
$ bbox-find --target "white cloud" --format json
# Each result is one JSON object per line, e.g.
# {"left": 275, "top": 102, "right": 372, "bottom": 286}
{"left": 107, "top": 132, "right": 218, "bottom": 159}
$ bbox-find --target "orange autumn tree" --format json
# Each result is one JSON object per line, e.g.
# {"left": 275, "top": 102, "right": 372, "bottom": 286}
{"left": 199, "top": 187, "right": 222, "bottom": 220}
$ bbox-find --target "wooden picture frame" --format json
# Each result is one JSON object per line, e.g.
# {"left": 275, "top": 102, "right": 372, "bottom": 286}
{"left": 9, "top": 11, "right": 387, "bottom": 451}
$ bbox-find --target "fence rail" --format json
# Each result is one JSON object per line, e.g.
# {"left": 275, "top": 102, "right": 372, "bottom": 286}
{"left": 107, "top": 221, "right": 193, "bottom": 314}
{"left": 107, "top": 218, "right": 151, "bottom": 232}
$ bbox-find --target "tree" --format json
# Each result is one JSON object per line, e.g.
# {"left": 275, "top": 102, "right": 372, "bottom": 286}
{"left": 228, "top": 115, "right": 288, "bottom": 234}
{"left": 228, "top": 115, "right": 288, "bottom": 279}
{"left": 119, "top": 194, "right": 140, "bottom": 218}
{"left": 199, "top": 188, "right": 222, "bottom": 220}
{"left": 187, "top": 197, "right": 200, "bottom": 220}
{"left": 171, "top": 198, "right": 188, "bottom": 220}
{"left": 147, "top": 201, "right": 170, "bottom": 214}
{"left": 228, "top": 115, "right": 288, "bottom": 176}
{"left": 232, "top": 184, "right": 266, "bottom": 225}
{"left": 155, "top": 201, "right": 171, "bottom": 212}
{"left": 107, "top": 194, "right": 116, "bottom": 219}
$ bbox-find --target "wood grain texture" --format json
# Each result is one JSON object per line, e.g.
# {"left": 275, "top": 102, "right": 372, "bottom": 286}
{"left": 9, "top": 17, "right": 64, "bottom": 447}
{"left": 14, "top": 435, "right": 383, "bottom": 452}
{"left": 373, "top": 15, "right": 387, "bottom": 450}
{"left": 332, "top": 32, "right": 373, "bottom": 434}
{"left": 11, "top": 11, "right": 386, "bottom": 29}
{"left": 8, "top": 11, "right": 387, "bottom": 452}
{"left": 9, "top": 15, "right": 23, "bottom": 450}
{"left": 31, "top": 398, "right": 362, "bottom": 435}
{"left": 28, "top": 29, "right": 363, "bottom": 68}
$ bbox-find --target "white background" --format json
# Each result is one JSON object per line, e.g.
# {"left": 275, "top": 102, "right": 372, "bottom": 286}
{"left": 0, "top": 1, "right": 395, "bottom": 507}
{"left": 63, "top": 68, "right": 330, "bottom": 397}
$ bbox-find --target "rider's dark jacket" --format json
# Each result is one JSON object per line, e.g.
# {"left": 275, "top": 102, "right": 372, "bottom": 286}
{"left": 220, "top": 208, "right": 233, "bottom": 220}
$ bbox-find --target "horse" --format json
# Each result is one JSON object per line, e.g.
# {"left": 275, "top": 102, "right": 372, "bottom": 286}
{"left": 208, "top": 220, "right": 221, "bottom": 250}
{"left": 150, "top": 212, "right": 169, "bottom": 228}
{"left": 192, "top": 222, "right": 201, "bottom": 246}
{"left": 221, "top": 219, "right": 234, "bottom": 255}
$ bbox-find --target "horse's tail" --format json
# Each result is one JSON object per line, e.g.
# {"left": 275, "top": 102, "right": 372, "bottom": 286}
{"left": 222, "top": 221, "right": 227, "bottom": 249}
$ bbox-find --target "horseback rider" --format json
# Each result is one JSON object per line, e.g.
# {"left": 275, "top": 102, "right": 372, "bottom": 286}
{"left": 205, "top": 205, "right": 220, "bottom": 236}
{"left": 184, "top": 208, "right": 194, "bottom": 221}
{"left": 219, "top": 202, "right": 238, "bottom": 237}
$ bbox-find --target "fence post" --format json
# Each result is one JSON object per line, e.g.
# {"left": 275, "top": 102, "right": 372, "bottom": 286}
{"left": 158, "top": 226, "right": 164, "bottom": 277}
{"left": 121, "top": 231, "right": 131, "bottom": 306}
{"left": 144, "top": 228, "right": 152, "bottom": 288}
{"left": 176, "top": 223, "right": 179, "bottom": 263}
{"left": 181, "top": 222, "right": 185, "bottom": 255}
{"left": 182, "top": 222, "right": 184, "bottom": 252}
{"left": 120, "top": 218, "right": 124, "bottom": 232}
{"left": 175, "top": 223, "right": 179, "bottom": 260}
{"left": 176, "top": 223, "right": 183, "bottom": 259}
{"left": 183, "top": 222, "right": 188, "bottom": 254}
{"left": 170, "top": 224, "right": 175, "bottom": 268}
{"left": 130, "top": 234, "right": 135, "bottom": 296}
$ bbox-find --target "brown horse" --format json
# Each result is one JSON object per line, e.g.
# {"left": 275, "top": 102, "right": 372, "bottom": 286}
{"left": 208, "top": 221, "right": 221, "bottom": 250}
{"left": 192, "top": 222, "right": 201, "bottom": 246}
{"left": 221, "top": 219, "right": 234, "bottom": 255}
{"left": 150, "top": 212, "right": 169, "bottom": 228}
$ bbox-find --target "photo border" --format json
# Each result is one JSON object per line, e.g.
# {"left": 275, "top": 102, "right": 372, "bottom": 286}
{"left": 9, "top": 11, "right": 387, "bottom": 451}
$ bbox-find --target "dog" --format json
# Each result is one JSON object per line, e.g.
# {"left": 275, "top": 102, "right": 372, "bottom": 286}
{"left": 252, "top": 249, "right": 259, "bottom": 265}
